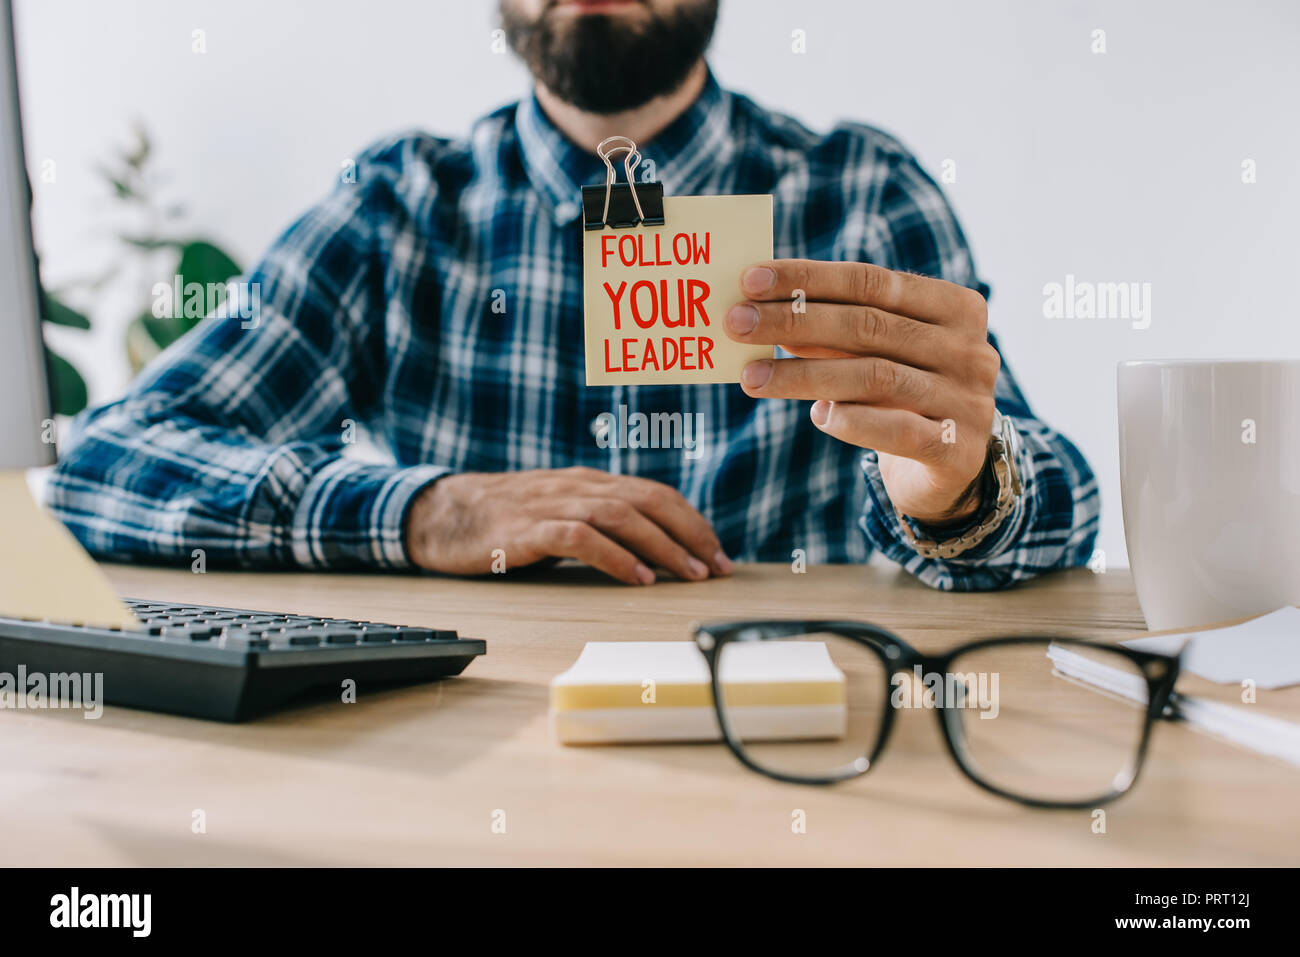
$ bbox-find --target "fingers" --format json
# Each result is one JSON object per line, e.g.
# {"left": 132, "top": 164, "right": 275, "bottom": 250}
{"left": 557, "top": 468, "right": 729, "bottom": 577}
{"left": 616, "top": 477, "right": 732, "bottom": 576}
{"left": 808, "top": 401, "right": 952, "bottom": 465}
{"left": 724, "top": 300, "right": 947, "bottom": 368}
{"left": 739, "top": 356, "right": 956, "bottom": 417}
{"left": 739, "top": 259, "right": 987, "bottom": 328}
{"left": 548, "top": 467, "right": 732, "bottom": 580}
{"left": 527, "top": 520, "right": 655, "bottom": 587}
{"left": 557, "top": 497, "right": 712, "bottom": 582}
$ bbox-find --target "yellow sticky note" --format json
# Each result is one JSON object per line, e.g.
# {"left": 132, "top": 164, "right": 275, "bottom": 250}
{"left": 582, "top": 194, "right": 775, "bottom": 386}
{"left": 0, "top": 470, "right": 139, "bottom": 630}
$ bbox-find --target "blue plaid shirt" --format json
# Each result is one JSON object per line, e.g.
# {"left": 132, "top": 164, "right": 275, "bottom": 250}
{"left": 48, "top": 69, "right": 1099, "bottom": 590}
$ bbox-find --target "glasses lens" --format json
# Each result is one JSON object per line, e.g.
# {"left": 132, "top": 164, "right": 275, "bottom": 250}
{"left": 947, "top": 640, "right": 1152, "bottom": 804}
{"left": 715, "top": 631, "right": 889, "bottom": 781}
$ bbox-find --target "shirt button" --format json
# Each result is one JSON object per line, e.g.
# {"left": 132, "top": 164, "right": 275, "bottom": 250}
{"left": 556, "top": 201, "right": 579, "bottom": 221}
{"left": 590, "top": 416, "right": 610, "bottom": 442}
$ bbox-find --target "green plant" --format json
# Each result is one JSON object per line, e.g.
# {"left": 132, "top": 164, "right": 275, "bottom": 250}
{"left": 41, "top": 291, "right": 91, "bottom": 415}
{"left": 123, "top": 241, "right": 241, "bottom": 374}
{"left": 40, "top": 123, "right": 244, "bottom": 415}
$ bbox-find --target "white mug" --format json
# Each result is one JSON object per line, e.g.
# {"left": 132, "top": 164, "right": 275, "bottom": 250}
{"left": 1117, "top": 359, "right": 1300, "bottom": 631}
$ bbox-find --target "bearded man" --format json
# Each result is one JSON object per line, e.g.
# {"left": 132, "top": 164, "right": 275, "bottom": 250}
{"left": 49, "top": 0, "right": 1098, "bottom": 591}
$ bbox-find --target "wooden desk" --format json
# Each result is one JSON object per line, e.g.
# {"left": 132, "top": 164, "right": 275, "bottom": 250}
{"left": 1, "top": 563, "right": 1296, "bottom": 866}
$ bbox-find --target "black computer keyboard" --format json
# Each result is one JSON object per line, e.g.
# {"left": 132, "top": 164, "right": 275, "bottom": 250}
{"left": 0, "top": 598, "right": 486, "bottom": 722}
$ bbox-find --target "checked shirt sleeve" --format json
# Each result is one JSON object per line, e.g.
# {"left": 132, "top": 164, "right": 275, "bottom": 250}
{"left": 46, "top": 142, "right": 449, "bottom": 570}
{"left": 856, "top": 151, "right": 1100, "bottom": 590}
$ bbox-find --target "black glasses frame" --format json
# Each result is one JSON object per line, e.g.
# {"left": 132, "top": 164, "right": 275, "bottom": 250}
{"left": 691, "top": 619, "right": 1183, "bottom": 809}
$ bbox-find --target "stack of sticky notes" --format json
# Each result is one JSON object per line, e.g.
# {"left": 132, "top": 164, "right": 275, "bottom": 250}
{"left": 550, "top": 641, "right": 846, "bottom": 745}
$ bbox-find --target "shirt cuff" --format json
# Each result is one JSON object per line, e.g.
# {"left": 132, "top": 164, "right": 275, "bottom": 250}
{"left": 858, "top": 443, "right": 1028, "bottom": 568}
{"left": 290, "top": 460, "right": 453, "bottom": 569}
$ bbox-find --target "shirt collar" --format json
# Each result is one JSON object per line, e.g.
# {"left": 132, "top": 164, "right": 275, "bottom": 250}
{"left": 514, "top": 66, "right": 733, "bottom": 226}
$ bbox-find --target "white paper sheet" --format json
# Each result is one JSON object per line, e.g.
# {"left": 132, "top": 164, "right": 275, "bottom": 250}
{"left": 1124, "top": 606, "right": 1300, "bottom": 689}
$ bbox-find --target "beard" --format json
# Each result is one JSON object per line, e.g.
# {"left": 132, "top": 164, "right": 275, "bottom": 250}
{"left": 501, "top": 0, "right": 719, "bottom": 114}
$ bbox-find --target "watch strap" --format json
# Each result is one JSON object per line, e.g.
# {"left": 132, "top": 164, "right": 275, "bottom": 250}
{"left": 893, "top": 413, "right": 1023, "bottom": 560}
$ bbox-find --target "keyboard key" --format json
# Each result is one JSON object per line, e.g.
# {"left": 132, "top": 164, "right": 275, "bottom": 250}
{"left": 161, "top": 625, "right": 220, "bottom": 639}
{"left": 220, "top": 625, "right": 269, "bottom": 640}
{"left": 222, "top": 634, "right": 270, "bottom": 649}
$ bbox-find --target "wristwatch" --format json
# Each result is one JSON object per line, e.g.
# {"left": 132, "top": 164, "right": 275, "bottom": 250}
{"left": 893, "top": 411, "right": 1024, "bottom": 560}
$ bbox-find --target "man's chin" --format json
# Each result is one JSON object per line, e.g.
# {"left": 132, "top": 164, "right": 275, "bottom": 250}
{"left": 504, "top": 0, "right": 718, "bottom": 113}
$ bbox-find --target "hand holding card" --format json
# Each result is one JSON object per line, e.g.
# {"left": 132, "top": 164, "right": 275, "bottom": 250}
{"left": 725, "top": 259, "right": 1001, "bottom": 525}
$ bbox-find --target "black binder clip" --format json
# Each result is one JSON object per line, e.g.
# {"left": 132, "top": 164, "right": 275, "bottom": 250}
{"left": 582, "top": 135, "right": 665, "bottom": 231}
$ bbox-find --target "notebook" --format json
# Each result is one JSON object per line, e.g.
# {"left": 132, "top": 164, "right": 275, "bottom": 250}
{"left": 550, "top": 641, "right": 846, "bottom": 745}
{"left": 1047, "top": 612, "right": 1300, "bottom": 768}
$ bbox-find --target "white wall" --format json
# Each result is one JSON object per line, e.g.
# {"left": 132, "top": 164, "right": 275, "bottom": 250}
{"left": 14, "top": 0, "right": 1300, "bottom": 566}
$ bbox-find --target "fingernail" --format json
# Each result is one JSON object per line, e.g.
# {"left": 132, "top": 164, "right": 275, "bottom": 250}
{"left": 726, "top": 303, "right": 759, "bottom": 334}
{"left": 741, "top": 360, "right": 773, "bottom": 390}
{"left": 686, "top": 556, "right": 709, "bottom": 580}
{"left": 635, "top": 563, "right": 655, "bottom": 585}
{"left": 714, "top": 549, "right": 734, "bottom": 575}
{"left": 741, "top": 266, "right": 776, "bottom": 295}
{"left": 810, "top": 399, "right": 831, "bottom": 426}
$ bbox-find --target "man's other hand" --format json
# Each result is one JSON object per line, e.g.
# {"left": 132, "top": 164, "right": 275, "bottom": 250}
{"left": 403, "top": 467, "right": 733, "bottom": 585}
{"left": 726, "top": 259, "right": 1000, "bottom": 525}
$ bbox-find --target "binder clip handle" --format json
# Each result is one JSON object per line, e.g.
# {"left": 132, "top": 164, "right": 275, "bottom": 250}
{"left": 582, "top": 135, "right": 665, "bottom": 231}
{"left": 598, "top": 136, "right": 645, "bottom": 224}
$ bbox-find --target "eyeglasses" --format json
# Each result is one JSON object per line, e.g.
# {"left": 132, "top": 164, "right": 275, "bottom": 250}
{"left": 690, "top": 619, "right": 1182, "bottom": 809}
